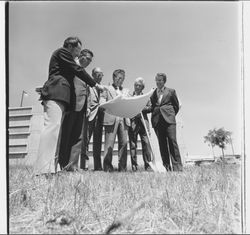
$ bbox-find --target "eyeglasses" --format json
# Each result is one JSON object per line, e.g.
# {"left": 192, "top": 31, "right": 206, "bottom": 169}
{"left": 95, "top": 72, "right": 104, "bottom": 77}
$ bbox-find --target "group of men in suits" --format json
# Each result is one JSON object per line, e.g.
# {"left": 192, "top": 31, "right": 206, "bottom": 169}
{"left": 33, "top": 36, "right": 183, "bottom": 175}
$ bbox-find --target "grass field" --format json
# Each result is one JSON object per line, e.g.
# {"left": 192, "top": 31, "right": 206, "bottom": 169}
{"left": 9, "top": 162, "right": 242, "bottom": 234}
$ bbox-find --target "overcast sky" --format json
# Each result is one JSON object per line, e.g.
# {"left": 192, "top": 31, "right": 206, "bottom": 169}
{"left": 8, "top": 1, "right": 242, "bottom": 156}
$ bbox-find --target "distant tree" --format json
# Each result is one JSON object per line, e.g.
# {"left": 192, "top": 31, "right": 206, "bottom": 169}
{"left": 204, "top": 128, "right": 232, "bottom": 158}
{"left": 204, "top": 129, "right": 216, "bottom": 157}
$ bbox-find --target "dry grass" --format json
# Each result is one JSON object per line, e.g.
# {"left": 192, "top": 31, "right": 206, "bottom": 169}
{"left": 9, "top": 162, "right": 242, "bottom": 234}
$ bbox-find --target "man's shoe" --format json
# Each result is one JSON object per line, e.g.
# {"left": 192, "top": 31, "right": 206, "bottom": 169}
{"left": 164, "top": 165, "right": 171, "bottom": 171}
{"left": 118, "top": 167, "right": 127, "bottom": 172}
{"left": 94, "top": 168, "right": 103, "bottom": 171}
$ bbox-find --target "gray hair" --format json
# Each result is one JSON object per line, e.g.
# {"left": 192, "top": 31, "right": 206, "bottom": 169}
{"left": 134, "top": 77, "right": 145, "bottom": 90}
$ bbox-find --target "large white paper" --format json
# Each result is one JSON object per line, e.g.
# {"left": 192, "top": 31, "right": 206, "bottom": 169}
{"left": 99, "top": 89, "right": 154, "bottom": 118}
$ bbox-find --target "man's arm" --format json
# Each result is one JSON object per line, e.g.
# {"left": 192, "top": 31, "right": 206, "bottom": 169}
{"left": 171, "top": 89, "right": 180, "bottom": 115}
{"left": 142, "top": 99, "right": 152, "bottom": 114}
{"left": 58, "top": 49, "right": 96, "bottom": 87}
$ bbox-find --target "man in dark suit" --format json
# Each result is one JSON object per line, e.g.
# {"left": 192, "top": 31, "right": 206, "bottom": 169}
{"left": 150, "top": 73, "right": 183, "bottom": 172}
{"left": 102, "top": 69, "right": 130, "bottom": 172}
{"left": 33, "top": 37, "right": 103, "bottom": 175}
{"left": 81, "top": 67, "right": 104, "bottom": 171}
{"left": 128, "top": 77, "right": 152, "bottom": 171}
{"left": 58, "top": 49, "right": 95, "bottom": 171}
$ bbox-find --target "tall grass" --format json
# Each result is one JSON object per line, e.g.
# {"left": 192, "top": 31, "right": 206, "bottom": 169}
{"left": 9, "top": 162, "right": 241, "bottom": 234}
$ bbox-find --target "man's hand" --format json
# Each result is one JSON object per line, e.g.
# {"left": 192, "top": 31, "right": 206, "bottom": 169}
{"left": 35, "top": 87, "right": 43, "bottom": 95}
{"left": 95, "top": 84, "right": 104, "bottom": 92}
{"left": 98, "top": 106, "right": 105, "bottom": 112}
{"left": 86, "top": 108, "right": 91, "bottom": 117}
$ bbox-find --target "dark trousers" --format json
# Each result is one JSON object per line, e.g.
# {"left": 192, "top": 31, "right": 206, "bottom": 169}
{"left": 81, "top": 110, "right": 104, "bottom": 170}
{"left": 103, "top": 118, "right": 128, "bottom": 172}
{"left": 58, "top": 102, "right": 87, "bottom": 170}
{"left": 154, "top": 116, "right": 183, "bottom": 171}
{"left": 128, "top": 118, "right": 151, "bottom": 170}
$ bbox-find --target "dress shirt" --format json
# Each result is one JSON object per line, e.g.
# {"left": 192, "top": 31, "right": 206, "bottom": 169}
{"left": 157, "top": 86, "right": 166, "bottom": 104}
{"left": 116, "top": 88, "right": 122, "bottom": 96}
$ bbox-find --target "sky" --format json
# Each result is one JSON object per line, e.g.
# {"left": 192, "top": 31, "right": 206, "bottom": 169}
{"left": 8, "top": 1, "right": 242, "bottom": 156}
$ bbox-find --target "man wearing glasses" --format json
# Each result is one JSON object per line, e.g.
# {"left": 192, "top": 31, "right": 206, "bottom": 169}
{"left": 128, "top": 77, "right": 152, "bottom": 171}
{"left": 81, "top": 67, "right": 105, "bottom": 171}
{"left": 102, "top": 69, "right": 130, "bottom": 172}
{"left": 58, "top": 49, "right": 95, "bottom": 171}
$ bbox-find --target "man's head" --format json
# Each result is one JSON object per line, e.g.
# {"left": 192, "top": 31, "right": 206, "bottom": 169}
{"left": 63, "top": 37, "right": 82, "bottom": 59}
{"left": 92, "top": 67, "right": 104, "bottom": 84}
{"left": 155, "top": 73, "right": 167, "bottom": 90}
{"left": 78, "top": 49, "right": 94, "bottom": 68}
{"left": 134, "top": 77, "right": 145, "bottom": 94}
{"left": 113, "top": 69, "right": 125, "bottom": 88}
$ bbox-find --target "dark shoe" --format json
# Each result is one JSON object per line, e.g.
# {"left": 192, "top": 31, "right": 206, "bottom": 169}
{"left": 118, "top": 167, "right": 127, "bottom": 172}
{"left": 94, "top": 168, "right": 103, "bottom": 171}
{"left": 103, "top": 162, "right": 114, "bottom": 172}
{"left": 164, "top": 165, "right": 171, "bottom": 171}
{"left": 80, "top": 159, "right": 89, "bottom": 170}
{"left": 66, "top": 167, "right": 76, "bottom": 172}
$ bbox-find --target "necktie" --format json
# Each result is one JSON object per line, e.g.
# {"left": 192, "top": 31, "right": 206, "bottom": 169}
{"left": 158, "top": 89, "right": 163, "bottom": 104}
{"left": 95, "top": 86, "right": 100, "bottom": 100}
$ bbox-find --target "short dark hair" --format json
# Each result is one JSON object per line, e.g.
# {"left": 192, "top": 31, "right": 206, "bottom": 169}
{"left": 63, "top": 37, "right": 82, "bottom": 48}
{"left": 113, "top": 69, "right": 125, "bottom": 79}
{"left": 80, "top": 49, "right": 94, "bottom": 57}
{"left": 156, "top": 73, "right": 167, "bottom": 83}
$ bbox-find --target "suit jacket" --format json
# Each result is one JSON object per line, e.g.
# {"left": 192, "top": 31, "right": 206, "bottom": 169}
{"left": 87, "top": 86, "right": 101, "bottom": 121}
{"left": 74, "top": 77, "right": 88, "bottom": 112}
{"left": 40, "top": 47, "right": 96, "bottom": 111}
{"left": 130, "top": 91, "right": 151, "bottom": 124}
{"left": 150, "top": 87, "right": 179, "bottom": 128}
{"left": 102, "top": 85, "right": 131, "bottom": 126}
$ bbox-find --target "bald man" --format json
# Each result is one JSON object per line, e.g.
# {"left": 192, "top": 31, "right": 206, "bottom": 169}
{"left": 81, "top": 67, "right": 105, "bottom": 170}
{"left": 128, "top": 77, "right": 152, "bottom": 171}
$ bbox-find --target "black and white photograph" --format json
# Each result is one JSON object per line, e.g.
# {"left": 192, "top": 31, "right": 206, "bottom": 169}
{"left": 1, "top": 0, "right": 250, "bottom": 234}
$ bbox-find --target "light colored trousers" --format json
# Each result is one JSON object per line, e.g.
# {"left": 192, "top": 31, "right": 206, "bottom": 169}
{"left": 103, "top": 117, "right": 128, "bottom": 172}
{"left": 33, "top": 100, "right": 65, "bottom": 175}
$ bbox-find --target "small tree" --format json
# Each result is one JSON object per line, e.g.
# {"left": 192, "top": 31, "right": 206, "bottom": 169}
{"left": 204, "top": 128, "right": 232, "bottom": 159}
{"left": 204, "top": 129, "right": 216, "bottom": 157}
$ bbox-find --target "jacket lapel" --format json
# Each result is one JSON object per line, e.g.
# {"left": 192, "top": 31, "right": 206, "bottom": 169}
{"left": 107, "top": 85, "right": 117, "bottom": 100}
{"left": 92, "top": 87, "right": 99, "bottom": 102}
{"left": 160, "top": 88, "right": 170, "bottom": 105}
{"left": 151, "top": 89, "right": 158, "bottom": 105}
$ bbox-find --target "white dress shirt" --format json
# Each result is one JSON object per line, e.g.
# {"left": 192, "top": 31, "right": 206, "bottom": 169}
{"left": 157, "top": 86, "right": 166, "bottom": 104}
